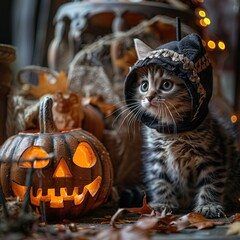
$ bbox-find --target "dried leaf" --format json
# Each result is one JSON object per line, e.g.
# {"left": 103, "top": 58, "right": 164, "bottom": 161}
{"left": 188, "top": 212, "right": 225, "bottom": 229}
{"left": 171, "top": 213, "right": 190, "bottom": 231}
{"left": 101, "top": 198, "right": 157, "bottom": 240}
{"left": 109, "top": 196, "right": 153, "bottom": 228}
{"left": 226, "top": 213, "right": 240, "bottom": 235}
{"left": 153, "top": 212, "right": 178, "bottom": 233}
{"left": 231, "top": 213, "right": 240, "bottom": 223}
{"left": 227, "top": 222, "right": 240, "bottom": 235}
{"left": 96, "top": 217, "right": 156, "bottom": 240}
{"left": 124, "top": 196, "right": 153, "bottom": 215}
{"left": 172, "top": 212, "right": 225, "bottom": 231}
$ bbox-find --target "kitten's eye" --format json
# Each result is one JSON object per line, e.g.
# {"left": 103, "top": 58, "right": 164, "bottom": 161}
{"left": 140, "top": 81, "right": 149, "bottom": 92}
{"left": 161, "top": 80, "right": 173, "bottom": 91}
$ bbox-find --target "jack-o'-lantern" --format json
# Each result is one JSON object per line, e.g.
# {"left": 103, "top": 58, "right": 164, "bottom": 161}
{"left": 0, "top": 97, "right": 113, "bottom": 221}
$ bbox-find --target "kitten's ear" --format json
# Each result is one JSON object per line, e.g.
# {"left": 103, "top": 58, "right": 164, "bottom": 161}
{"left": 134, "top": 38, "right": 153, "bottom": 60}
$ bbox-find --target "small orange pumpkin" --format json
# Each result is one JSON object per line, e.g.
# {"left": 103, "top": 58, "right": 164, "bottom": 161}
{"left": 0, "top": 97, "right": 113, "bottom": 221}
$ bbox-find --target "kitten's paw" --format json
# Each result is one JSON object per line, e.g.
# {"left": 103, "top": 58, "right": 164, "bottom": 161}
{"left": 150, "top": 202, "right": 178, "bottom": 214}
{"left": 194, "top": 204, "right": 224, "bottom": 218}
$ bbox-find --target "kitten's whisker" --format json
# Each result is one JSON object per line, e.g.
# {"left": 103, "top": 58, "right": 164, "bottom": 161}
{"left": 88, "top": 98, "right": 129, "bottom": 120}
{"left": 164, "top": 106, "right": 170, "bottom": 134}
{"left": 163, "top": 102, "right": 177, "bottom": 133}
{"left": 184, "top": 83, "right": 194, "bottom": 110}
{"left": 127, "top": 107, "right": 143, "bottom": 136}
{"left": 124, "top": 108, "right": 137, "bottom": 135}
{"left": 107, "top": 90, "right": 139, "bottom": 116}
{"left": 105, "top": 105, "right": 124, "bottom": 119}
{"left": 111, "top": 103, "right": 139, "bottom": 127}
{"left": 164, "top": 100, "right": 184, "bottom": 121}
{"left": 107, "top": 101, "right": 136, "bottom": 117}
{"left": 147, "top": 103, "right": 161, "bottom": 127}
{"left": 154, "top": 102, "right": 165, "bottom": 130}
{"left": 134, "top": 106, "right": 146, "bottom": 126}
{"left": 117, "top": 105, "right": 142, "bottom": 131}
{"left": 127, "top": 107, "right": 145, "bottom": 137}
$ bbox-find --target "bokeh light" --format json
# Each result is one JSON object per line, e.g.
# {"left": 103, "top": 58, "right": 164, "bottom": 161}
{"left": 207, "top": 40, "right": 216, "bottom": 49}
{"left": 203, "top": 17, "right": 211, "bottom": 25}
{"left": 231, "top": 115, "right": 238, "bottom": 124}
{"left": 199, "top": 19, "right": 207, "bottom": 27}
{"left": 218, "top": 41, "right": 226, "bottom": 50}
{"left": 198, "top": 10, "right": 206, "bottom": 18}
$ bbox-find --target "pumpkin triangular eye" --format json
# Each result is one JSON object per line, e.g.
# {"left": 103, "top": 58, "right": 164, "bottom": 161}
{"left": 19, "top": 146, "right": 50, "bottom": 168}
{"left": 73, "top": 142, "right": 96, "bottom": 168}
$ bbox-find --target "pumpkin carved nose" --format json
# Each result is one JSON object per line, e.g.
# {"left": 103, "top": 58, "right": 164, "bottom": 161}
{"left": 53, "top": 158, "right": 72, "bottom": 178}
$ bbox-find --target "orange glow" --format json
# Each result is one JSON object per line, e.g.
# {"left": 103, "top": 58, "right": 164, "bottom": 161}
{"left": 231, "top": 115, "right": 238, "bottom": 123}
{"left": 207, "top": 40, "right": 216, "bottom": 49}
{"left": 48, "top": 189, "right": 64, "bottom": 208}
{"left": 12, "top": 176, "right": 102, "bottom": 208}
{"left": 53, "top": 158, "right": 72, "bottom": 178}
{"left": 73, "top": 142, "right": 97, "bottom": 168}
{"left": 11, "top": 181, "right": 27, "bottom": 199}
{"left": 199, "top": 19, "right": 207, "bottom": 27}
{"left": 218, "top": 41, "right": 226, "bottom": 50}
{"left": 74, "top": 176, "right": 102, "bottom": 205}
{"left": 19, "top": 146, "right": 49, "bottom": 168}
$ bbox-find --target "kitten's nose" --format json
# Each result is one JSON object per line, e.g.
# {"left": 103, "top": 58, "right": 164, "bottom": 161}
{"left": 146, "top": 95, "right": 155, "bottom": 102}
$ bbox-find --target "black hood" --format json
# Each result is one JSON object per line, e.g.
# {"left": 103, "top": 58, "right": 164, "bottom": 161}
{"left": 124, "top": 33, "right": 213, "bottom": 133}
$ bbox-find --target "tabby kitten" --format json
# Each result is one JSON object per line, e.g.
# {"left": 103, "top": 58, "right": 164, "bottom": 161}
{"left": 124, "top": 34, "right": 240, "bottom": 218}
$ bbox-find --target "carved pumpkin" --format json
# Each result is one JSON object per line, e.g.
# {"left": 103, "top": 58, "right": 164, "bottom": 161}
{"left": 0, "top": 97, "right": 113, "bottom": 221}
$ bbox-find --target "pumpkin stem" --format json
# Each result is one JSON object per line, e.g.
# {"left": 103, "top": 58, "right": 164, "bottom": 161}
{"left": 39, "top": 97, "right": 58, "bottom": 133}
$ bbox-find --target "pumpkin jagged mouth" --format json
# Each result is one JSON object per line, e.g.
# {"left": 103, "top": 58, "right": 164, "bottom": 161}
{"left": 12, "top": 176, "right": 102, "bottom": 208}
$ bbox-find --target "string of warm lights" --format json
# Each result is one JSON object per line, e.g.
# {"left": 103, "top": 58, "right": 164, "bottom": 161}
{"left": 193, "top": 0, "right": 226, "bottom": 52}
{"left": 192, "top": 0, "right": 239, "bottom": 125}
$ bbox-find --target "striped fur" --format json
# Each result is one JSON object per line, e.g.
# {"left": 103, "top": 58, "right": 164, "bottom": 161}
{"left": 131, "top": 66, "right": 240, "bottom": 218}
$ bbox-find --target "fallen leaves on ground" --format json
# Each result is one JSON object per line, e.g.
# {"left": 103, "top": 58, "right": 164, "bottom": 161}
{"left": 227, "top": 212, "right": 240, "bottom": 235}
{"left": 95, "top": 217, "right": 157, "bottom": 240}
{"left": 227, "top": 222, "right": 240, "bottom": 235}
{"left": 95, "top": 197, "right": 228, "bottom": 239}
{"left": 150, "top": 211, "right": 178, "bottom": 233}
{"left": 231, "top": 213, "right": 240, "bottom": 223}
{"left": 4, "top": 196, "right": 240, "bottom": 238}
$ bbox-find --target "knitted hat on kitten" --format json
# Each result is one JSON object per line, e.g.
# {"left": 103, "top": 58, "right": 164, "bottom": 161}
{"left": 124, "top": 33, "right": 213, "bottom": 133}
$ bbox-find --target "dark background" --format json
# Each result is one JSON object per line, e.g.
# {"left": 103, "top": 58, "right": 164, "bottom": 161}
{"left": 0, "top": 0, "right": 239, "bottom": 112}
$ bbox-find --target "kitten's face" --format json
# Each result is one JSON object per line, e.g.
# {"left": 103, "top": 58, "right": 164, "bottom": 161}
{"left": 135, "top": 65, "right": 192, "bottom": 125}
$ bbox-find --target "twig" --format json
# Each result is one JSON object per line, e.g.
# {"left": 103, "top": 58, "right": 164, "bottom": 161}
{"left": 20, "top": 153, "right": 54, "bottom": 214}
{"left": 21, "top": 167, "right": 34, "bottom": 214}
{"left": 0, "top": 182, "right": 9, "bottom": 219}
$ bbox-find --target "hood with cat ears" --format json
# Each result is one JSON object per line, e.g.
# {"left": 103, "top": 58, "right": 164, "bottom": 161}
{"left": 124, "top": 33, "right": 213, "bottom": 133}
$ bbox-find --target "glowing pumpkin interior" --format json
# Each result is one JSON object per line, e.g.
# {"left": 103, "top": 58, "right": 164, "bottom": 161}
{"left": 11, "top": 142, "right": 102, "bottom": 208}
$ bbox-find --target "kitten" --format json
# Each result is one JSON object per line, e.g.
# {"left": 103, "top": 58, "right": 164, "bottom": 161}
{"left": 124, "top": 34, "right": 240, "bottom": 218}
